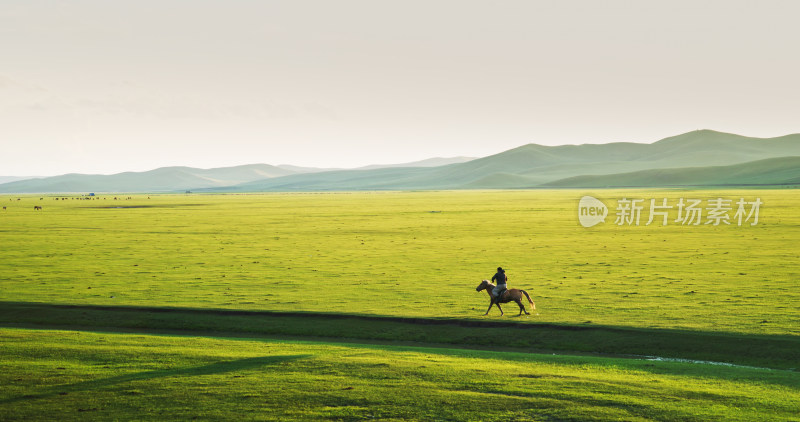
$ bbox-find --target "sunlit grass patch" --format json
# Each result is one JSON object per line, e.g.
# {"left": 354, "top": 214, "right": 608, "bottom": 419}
{"left": 1, "top": 190, "right": 798, "bottom": 335}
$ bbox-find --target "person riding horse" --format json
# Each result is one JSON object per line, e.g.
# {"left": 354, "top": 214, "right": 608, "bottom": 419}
{"left": 491, "top": 267, "right": 507, "bottom": 300}
{"left": 475, "top": 277, "right": 535, "bottom": 316}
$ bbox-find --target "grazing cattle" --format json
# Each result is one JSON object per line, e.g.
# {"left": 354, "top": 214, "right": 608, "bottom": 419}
{"left": 33, "top": 206, "right": 42, "bottom": 211}
{"left": 2, "top": 207, "right": 6, "bottom": 210}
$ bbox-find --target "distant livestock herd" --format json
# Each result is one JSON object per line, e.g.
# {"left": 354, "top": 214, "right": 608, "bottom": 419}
{"left": 2, "top": 196, "right": 146, "bottom": 212}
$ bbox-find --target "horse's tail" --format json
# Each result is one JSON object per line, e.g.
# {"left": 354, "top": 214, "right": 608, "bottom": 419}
{"left": 521, "top": 290, "right": 536, "bottom": 310}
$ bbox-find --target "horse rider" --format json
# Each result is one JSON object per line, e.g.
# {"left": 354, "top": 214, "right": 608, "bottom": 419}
{"left": 491, "top": 267, "right": 507, "bottom": 301}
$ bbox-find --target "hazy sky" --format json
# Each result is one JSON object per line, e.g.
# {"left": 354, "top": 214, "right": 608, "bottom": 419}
{"left": 2, "top": 1, "right": 799, "bottom": 176}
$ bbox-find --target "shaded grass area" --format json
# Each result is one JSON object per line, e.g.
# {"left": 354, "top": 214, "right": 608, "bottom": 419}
{"left": 2, "top": 327, "right": 798, "bottom": 422}
{"left": 0, "top": 355, "right": 309, "bottom": 406}
{"left": 2, "top": 301, "right": 798, "bottom": 370}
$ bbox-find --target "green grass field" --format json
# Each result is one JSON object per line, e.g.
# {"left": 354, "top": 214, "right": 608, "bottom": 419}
{"left": 2, "top": 328, "right": 798, "bottom": 421}
{"left": 1, "top": 190, "right": 799, "bottom": 420}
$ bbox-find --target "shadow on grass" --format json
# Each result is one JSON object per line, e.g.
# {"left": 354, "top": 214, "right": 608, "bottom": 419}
{"left": 1, "top": 354, "right": 309, "bottom": 405}
{"left": 0, "top": 301, "right": 798, "bottom": 371}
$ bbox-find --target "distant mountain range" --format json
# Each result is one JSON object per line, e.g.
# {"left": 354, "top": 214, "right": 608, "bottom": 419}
{"left": 0, "top": 157, "right": 476, "bottom": 193}
{"left": 206, "top": 130, "right": 800, "bottom": 191}
{"left": 0, "top": 164, "right": 295, "bottom": 193}
{"left": 1, "top": 130, "right": 799, "bottom": 193}
{"left": 0, "top": 176, "right": 40, "bottom": 184}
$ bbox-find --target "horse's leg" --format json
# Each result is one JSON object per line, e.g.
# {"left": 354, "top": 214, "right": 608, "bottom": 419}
{"left": 496, "top": 302, "right": 504, "bottom": 316}
{"left": 515, "top": 299, "right": 527, "bottom": 316}
{"left": 484, "top": 300, "right": 494, "bottom": 316}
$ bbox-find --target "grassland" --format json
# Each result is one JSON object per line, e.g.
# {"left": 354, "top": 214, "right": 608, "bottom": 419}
{"left": 2, "top": 328, "right": 798, "bottom": 421}
{"left": 1, "top": 190, "right": 798, "bottom": 334}
{"left": 1, "top": 190, "right": 799, "bottom": 420}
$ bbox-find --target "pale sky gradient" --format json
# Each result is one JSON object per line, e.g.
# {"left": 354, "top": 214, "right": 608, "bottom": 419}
{"left": 2, "top": 1, "right": 799, "bottom": 176}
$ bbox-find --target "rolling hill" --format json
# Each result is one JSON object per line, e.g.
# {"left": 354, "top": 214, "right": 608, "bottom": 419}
{"left": 0, "top": 157, "right": 477, "bottom": 193}
{"left": 543, "top": 156, "right": 800, "bottom": 188}
{"left": 355, "top": 156, "right": 476, "bottom": 170}
{"left": 1, "top": 130, "right": 798, "bottom": 192}
{"left": 215, "top": 130, "right": 800, "bottom": 191}
{"left": 0, "top": 176, "right": 37, "bottom": 184}
{"left": 0, "top": 164, "right": 297, "bottom": 193}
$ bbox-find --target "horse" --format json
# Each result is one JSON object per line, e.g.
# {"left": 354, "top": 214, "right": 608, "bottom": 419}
{"left": 33, "top": 206, "right": 42, "bottom": 211}
{"left": 476, "top": 279, "right": 535, "bottom": 316}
